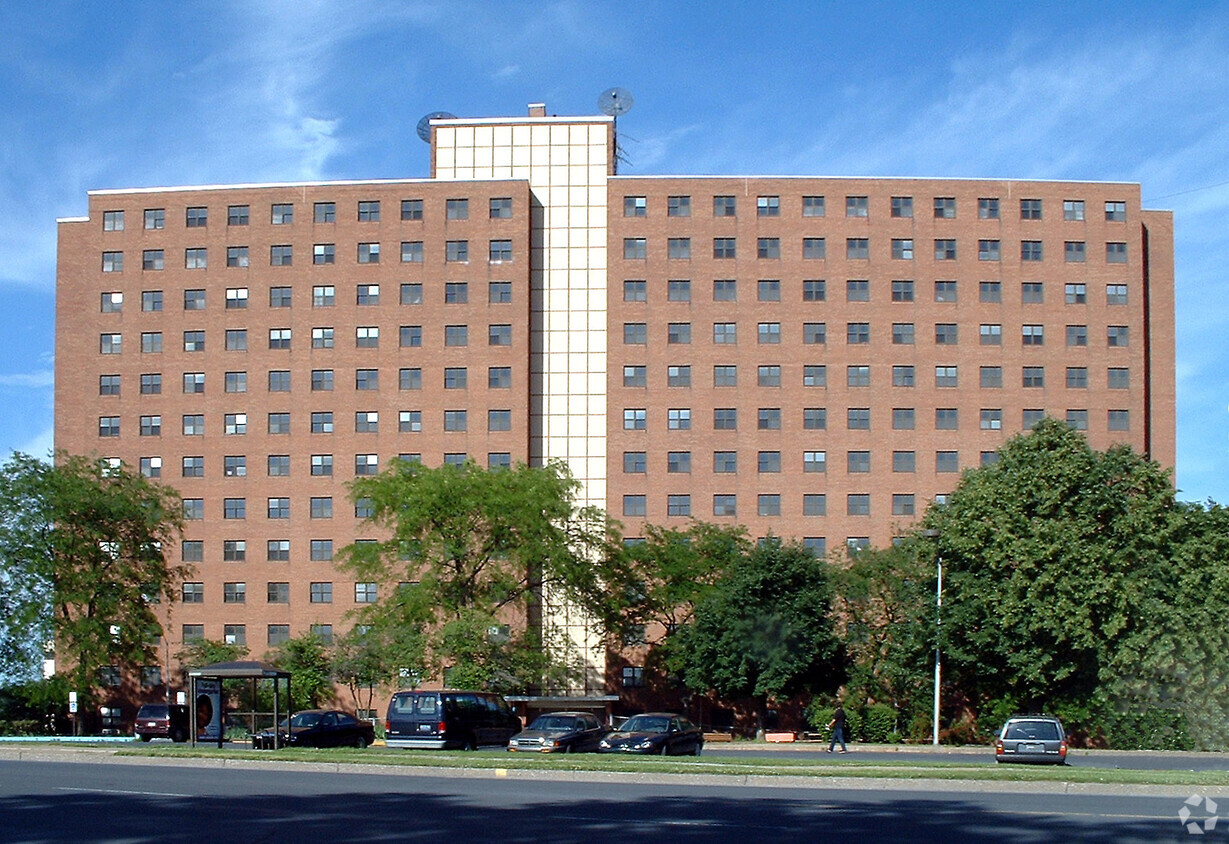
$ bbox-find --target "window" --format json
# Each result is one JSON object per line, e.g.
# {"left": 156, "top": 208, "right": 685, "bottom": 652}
{"left": 847, "top": 408, "right": 870, "bottom": 430}
{"left": 892, "top": 407, "right": 915, "bottom": 429}
{"left": 757, "top": 495, "right": 781, "bottom": 517}
{"left": 355, "top": 411, "right": 379, "bottom": 433}
{"left": 846, "top": 322, "right": 869, "bottom": 344}
{"left": 225, "top": 204, "right": 248, "bottom": 225}
{"left": 268, "top": 455, "right": 290, "bottom": 476}
{"left": 846, "top": 238, "right": 869, "bottom": 259}
{"left": 355, "top": 453, "right": 381, "bottom": 477}
{"left": 1020, "top": 199, "right": 1042, "bottom": 220}
{"left": 623, "top": 452, "right": 646, "bottom": 473}
{"left": 181, "top": 330, "right": 205, "bottom": 352}
{"left": 1022, "top": 325, "right": 1045, "bottom": 346}
{"left": 182, "top": 583, "right": 204, "bottom": 604}
{"left": 224, "top": 497, "right": 246, "bottom": 519}
{"left": 893, "top": 365, "right": 915, "bottom": 387}
{"left": 1067, "top": 409, "right": 1089, "bottom": 431}
{"left": 352, "top": 199, "right": 380, "bottom": 222}
{"left": 183, "top": 499, "right": 203, "bottom": 520}
{"left": 977, "top": 197, "right": 1000, "bottom": 219}
{"left": 891, "top": 196, "right": 913, "bottom": 218}
{"left": 622, "top": 495, "right": 646, "bottom": 517}
{"left": 311, "top": 412, "right": 334, "bottom": 433}
{"left": 139, "top": 246, "right": 166, "bottom": 271}
{"left": 757, "top": 237, "right": 780, "bottom": 259}
{"left": 667, "top": 408, "right": 691, "bottom": 430}
{"left": 623, "top": 238, "right": 647, "bottom": 260}
{"left": 713, "top": 408, "right": 737, "bottom": 430}
{"left": 802, "top": 238, "right": 826, "bottom": 259}
{"left": 667, "top": 323, "right": 691, "bottom": 344}
{"left": 1108, "top": 367, "right": 1130, "bottom": 389}
{"left": 398, "top": 240, "right": 425, "bottom": 263}
{"left": 310, "top": 497, "right": 333, "bottom": 518}
{"left": 1023, "top": 409, "right": 1046, "bottom": 429}
{"left": 623, "top": 408, "right": 646, "bottom": 430}
{"left": 666, "top": 495, "right": 691, "bottom": 517}
{"left": 713, "top": 238, "right": 736, "bottom": 259}
{"left": 267, "top": 203, "right": 293, "bottom": 225}
{"left": 224, "top": 329, "right": 246, "bottom": 351}
{"left": 934, "top": 366, "right": 958, "bottom": 388}
{"left": 1065, "top": 241, "right": 1086, "bottom": 263}
{"left": 445, "top": 197, "right": 470, "bottom": 220}
{"left": 356, "top": 326, "right": 380, "bottom": 348}
{"left": 1107, "top": 325, "right": 1129, "bottom": 347}
{"left": 758, "top": 451, "right": 781, "bottom": 473}
{"left": 802, "top": 365, "right": 826, "bottom": 387}
{"left": 893, "top": 451, "right": 916, "bottom": 473}
{"left": 713, "top": 195, "right": 736, "bottom": 217}
{"left": 847, "top": 495, "right": 871, "bottom": 516}
{"left": 101, "top": 251, "right": 124, "bottom": 273}
{"left": 401, "top": 198, "right": 423, "bottom": 220}
{"left": 1066, "top": 325, "right": 1088, "bottom": 347}
{"left": 1108, "top": 409, "right": 1130, "bottom": 431}
{"left": 891, "top": 238, "right": 913, "bottom": 260}
{"left": 311, "top": 370, "right": 334, "bottom": 391}
{"left": 357, "top": 242, "right": 380, "bottom": 263}
{"left": 99, "top": 333, "right": 122, "bottom": 355}
{"left": 978, "top": 239, "right": 1001, "bottom": 261}
{"left": 935, "top": 408, "right": 959, "bottom": 430}
{"left": 713, "top": 279, "right": 737, "bottom": 301}
{"left": 622, "top": 280, "right": 647, "bottom": 303}
{"left": 713, "top": 451, "right": 737, "bottom": 473}
{"left": 440, "top": 240, "right": 467, "bottom": 262}
{"left": 847, "top": 365, "right": 870, "bottom": 387}
{"left": 1105, "top": 201, "right": 1127, "bottom": 221}
{"left": 310, "top": 583, "right": 333, "bottom": 604}
{"left": 182, "top": 415, "right": 204, "bottom": 436}
{"left": 489, "top": 240, "right": 513, "bottom": 262}
{"left": 185, "top": 248, "right": 207, "bottom": 269}
{"left": 802, "top": 196, "right": 825, "bottom": 216}
{"left": 713, "top": 322, "right": 737, "bottom": 344}
{"left": 1106, "top": 242, "right": 1128, "bottom": 263}
{"left": 224, "top": 371, "right": 247, "bottom": 393}
{"left": 1103, "top": 283, "right": 1129, "bottom": 306}
{"left": 100, "top": 374, "right": 122, "bottom": 396}
{"left": 664, "top": 238, "right": 692, "bottom": 261}
{"left": 144, "top": 208, "right": 165, "bottom": 229}
{"left": 399, "top": 410, "right": 422, "bottom": 432}
{"left": 623, "top": 195, "right": 647, "bottom": 217}
{"left": 846, "top": 196, "right": 868, "bottom": 217}
{"left": 1066, "top": 366, "right": 1088, "bottom": 388}
{"left": 935, "top": 324, "right": 958, "bottom": 345}
{"left": 803, "top": 408, "right": 827, "bottom": 429}
{"left": 1021, "top": 240, "right": 1044, "bottom": 261}
{"left": 934, "top": 239, "right": 957, "bottom": 260}
{"left": 665, "top": 280, "right": 691, "bottom": 302}
{"left": 1059, "top": 199, "right": 1085, "bottom": 221}
{"left": 981, "top": 366, "right": 1004, "bottom": 387}
{"left": 759, "top": 408, "right": 782, "bottom": 430}
{"left": 892, "top": 494, "right": 916, "bottom": 516}
{"left": 223, "top": 413, "right": 247, "bottom": 435}
{"left": 668, "top": 365, "right": 691, "bottom": 387}
{"left": 443, "top": 367, "right": 467, "bottom": 389}
{"left": 355, "top": 369, "right": 379, "bottom": 391}
{"left": 186, "top": 207, "right": 208, "bottom": 227}
{"left": 713, "top": 365, "right": 737, "bottom": 386}
{"left": 1021, "top": 282, "right": 1045, "bottom": 303}
{"left": 668, "top": 195, "right": 690, "bottom": 217}
{"left": 934, "top": 197, "right": 956, "bottom": 218}
{"left": 803, "top": 494, "right": 826, "bottom": 516}
{"left": 98, "top": 416, "right": 120, "bottom": 437}
{"left": 713, "top": 495, "right": 737, "bottom": 517}
{"left": 444, "top": 410, "right": 468, "bottom": 432}
{"left": 980, "top": 408, "right": 1003, "bottom": 430}
{"left": 223, "top": 538, "right": 247, "bottom": 561}
{"left": 398, "top": 325, "right": 423, "bottom": 348}
{"left": 936, "top": 451, "right": 959, "bottom": 473}
{"left": 757, "top": 322, "right": 780, "bottom": 344}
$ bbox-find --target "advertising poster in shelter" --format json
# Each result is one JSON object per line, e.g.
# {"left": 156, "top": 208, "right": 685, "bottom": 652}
{"left": 196, "top": 679, "right": 221, "bottom": 740}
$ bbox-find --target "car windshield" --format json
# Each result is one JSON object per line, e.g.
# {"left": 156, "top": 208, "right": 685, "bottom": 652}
{"left": 1004, "top": 721, "right": 1061, "bottom": 740}
{"left": 621, "top": 716, "right": 669, "bottom": 734}
{"left": 137, "top": 705, "right": 168, "bottom": 718}
{"left": 529, "top": 716, "right": 579, "bottom": 731}
{"left": 289, "top": 712, "right": 323, "bottom": 728}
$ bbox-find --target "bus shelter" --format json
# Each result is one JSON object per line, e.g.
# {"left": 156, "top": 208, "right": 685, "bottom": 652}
{"left": 187, "top": 661, "right": 292, "bottom": 748}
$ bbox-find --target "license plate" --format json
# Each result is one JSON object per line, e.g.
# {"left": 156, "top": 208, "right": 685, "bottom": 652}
{"left": 419, "top": 724, "right": 432, "bottom": 732}
{"left": 1019, "top": 742, "right": 1045, "bottom": 753}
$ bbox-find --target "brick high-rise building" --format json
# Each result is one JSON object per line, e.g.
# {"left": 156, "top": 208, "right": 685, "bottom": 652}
{"left": 55, "top": 103, "right": 1174, "bottom": 704}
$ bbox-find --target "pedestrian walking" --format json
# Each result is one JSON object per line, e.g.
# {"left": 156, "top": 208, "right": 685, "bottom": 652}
{"left": 827, "top": 704, "right": 848, "bottom": 753}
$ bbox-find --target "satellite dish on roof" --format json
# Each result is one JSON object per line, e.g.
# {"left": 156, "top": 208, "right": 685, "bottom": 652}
{"left": 416, "top": 111, "right": 457, "bottom": 143}
{"left": 598, "top": 87, "right": 634, "bottom": 117}
{"left": 597, "top": 88, "right": 634, "bottom": 174}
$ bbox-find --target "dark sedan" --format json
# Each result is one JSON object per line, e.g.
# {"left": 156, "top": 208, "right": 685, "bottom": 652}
{"left": 598, "top": 713, "right": 703, "bottom": 756}
{"left": 252, "top": 709, "right": 375, "bottom": 749}
{"left": 508, "top": 711, "right": 608, "bottom": 753}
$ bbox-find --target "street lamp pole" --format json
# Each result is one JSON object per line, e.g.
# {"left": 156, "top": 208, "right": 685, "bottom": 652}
{"left": 920, "top": 529, "right": 941, "bottom": 746}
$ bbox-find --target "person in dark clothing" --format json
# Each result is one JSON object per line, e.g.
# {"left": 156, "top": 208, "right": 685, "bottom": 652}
{"left": 827, "top": 704, "right": 848, "bottom": 753}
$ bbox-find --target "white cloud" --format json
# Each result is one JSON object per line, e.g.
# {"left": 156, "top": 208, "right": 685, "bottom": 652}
{"left": 16, "top": 425, "right": 53, "bottom": 460}
{"left": 492, "top": 65, "right": 520, "bottom": 80}
{"left": 0, "top": 370, "right": 53, "bottom": 389}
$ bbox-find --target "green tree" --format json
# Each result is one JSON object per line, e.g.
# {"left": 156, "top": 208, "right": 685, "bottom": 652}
{"left": 670, "top": 538, "right": 843, "bottom": 734}
{"left": 341, "top": 459, "right": 615, "bottom": 692}
{"left": 268, "top": 633, "right": 333, "bottom": 711}
{"left": 923, "top": 419, "right": 1185, "bottom": 737}
{"left": 0, "top": 453, "right": 187, "bottom": 721}
{"left": 176, "top": 638, "right": 250, "bottom": 669}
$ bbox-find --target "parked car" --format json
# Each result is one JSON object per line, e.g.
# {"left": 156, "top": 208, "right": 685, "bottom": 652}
{"left": 508, "top": 711, "right": 608, "bottom": 753}
{"left": 598, "top": 713, "right": 704, "bottom": 756}
{"left": 134, "top": 703, "right": 190, "bottom": 742}
{"left": 994, "top": 715, "right": 1068, "bottom": 764}
{"left": 252, "top": 709, "right": 374, "bottom": 749}
{"left": 385, "top": 690, "right": 521, "bottom": 750}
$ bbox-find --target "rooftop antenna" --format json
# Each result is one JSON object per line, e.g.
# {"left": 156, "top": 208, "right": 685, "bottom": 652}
{"left": 597, "top": 87, "right": 634, "bottom": 173}
{"left": 416, "top": 111, "right": 457, "bottom": 143}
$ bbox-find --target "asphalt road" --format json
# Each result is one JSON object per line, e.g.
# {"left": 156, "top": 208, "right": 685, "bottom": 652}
{"left": 0, "top": 757, "right": 1217, "bottom": 843}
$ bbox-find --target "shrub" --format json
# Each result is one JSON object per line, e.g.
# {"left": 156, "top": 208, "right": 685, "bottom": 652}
{"left": 862, "top": 704, "right": 897, "bottom": 743}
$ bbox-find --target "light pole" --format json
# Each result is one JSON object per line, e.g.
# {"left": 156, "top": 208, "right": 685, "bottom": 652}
{"left": 920, "top": 529, "right": 941, "bottom": 746}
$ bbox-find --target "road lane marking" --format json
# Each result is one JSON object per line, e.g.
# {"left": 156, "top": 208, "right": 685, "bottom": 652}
{"left": 57, "top": 786, "right": 192, "bottom": 798}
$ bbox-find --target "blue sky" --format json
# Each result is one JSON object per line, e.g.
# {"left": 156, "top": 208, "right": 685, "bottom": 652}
{"left": 1, "top": 1, "right": 1226, "bottom": 502}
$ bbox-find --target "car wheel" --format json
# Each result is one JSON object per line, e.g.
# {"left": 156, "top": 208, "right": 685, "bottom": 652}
{"left": 171, "top": 728, "right": 186, "bottom": 743}
{"left": 463, "top": 734, "right": 477, "bottom": 751}
{"left": 660, "top": 745, "right": 669, "bottom": 756}
{"left": 352, "top": 735, "right": 367, "bottom": 749}
{"left": 693, "top": 743, "right": 702, "bottom": 757}
{"left": 138, "top": 734, "right": 151, "bottom": 742}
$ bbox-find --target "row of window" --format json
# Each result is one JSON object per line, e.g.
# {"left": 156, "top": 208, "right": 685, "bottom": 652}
{"left": 181, "top": 538, "right": 335, "bottom": 561}
{"left": 100, "top": 282, "right": 514, "bottom": 313}
{"left": 620, "top": 321, "right": 1131, "bottom": 347}
{"left": 99, "top": 323, "right": 514, "bottom": 353}
{"left": 623, "top": 491, "right": 925, "bottom": 519}
{"left": 181, "top": 581, "right": 378, "bottom": 604}
{"left": 111, "top": 451, "right": 510, "bottom": 481}
{"left": 174, "top": 624, "right": 336, "bottom": 647}
{"left": 620, "top": 407, "right": 1130, "bottom": 432}
{"left": 103, "top": 198, "right": 514, "bottom": 232}
{"left": 623, "top": 278, "right": 1130, "bottom": 304}
{"left": 99, "top": 408, "right": 514, "bottom": 438}
{"left": 622, "top": 194, "right": 1128, "bottom": 221}
{"left": 619, "top": 237, "right": 1129, "bottom": 263}
{"left": 100, "top": 366, "right": 516, "bottom": 396}
{"left": 101, "top": 239, "right": 513, "bottom": 271}
{"left": 620, "top": 365, "right": 1132, "bottom": 390}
